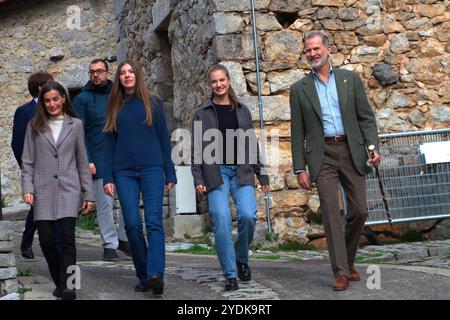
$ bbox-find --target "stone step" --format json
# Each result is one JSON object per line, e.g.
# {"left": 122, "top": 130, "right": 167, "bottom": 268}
{"left": 1, "top": 204, "right": 29, "bottom": 221}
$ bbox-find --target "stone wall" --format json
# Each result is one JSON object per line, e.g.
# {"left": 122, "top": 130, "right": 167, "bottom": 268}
{"left": 0, "top": 0, "right": 116, "bottom": 205}
{"left": 0, "top": 221, "right": 18, "bottom": 297}
{"left": 117, "top": 0, "right": 450, "bottom": 243}
{"left": 116, "top": 0, "right": 450, "bottom": 244}
{"left": 2, "top": 0, "right": 449, "bottom": 245}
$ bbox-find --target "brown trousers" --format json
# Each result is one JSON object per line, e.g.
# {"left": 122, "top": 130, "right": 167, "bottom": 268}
{"left": 315, "top": 141, "right": 368, "bottom": 277}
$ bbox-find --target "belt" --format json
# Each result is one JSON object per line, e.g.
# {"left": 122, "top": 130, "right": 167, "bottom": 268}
{"left": 324, "top": 135, "right": 347, "bottom": 142}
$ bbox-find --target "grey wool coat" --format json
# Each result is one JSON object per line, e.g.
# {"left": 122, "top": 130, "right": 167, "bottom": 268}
{"left": 21, "top": 114, "right": 95, "bottom": 221}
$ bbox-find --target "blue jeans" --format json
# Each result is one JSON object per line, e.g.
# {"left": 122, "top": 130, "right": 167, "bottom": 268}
{"left": 114, "top": 166, "right": 165, "bottom": 284}
{"left": 207, "top": 165, "right": 257, "bottom": 280}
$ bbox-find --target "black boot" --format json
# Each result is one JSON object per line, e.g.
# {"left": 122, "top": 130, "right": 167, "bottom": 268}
{"left": 148, "top": 275, "right": 164, "bottom": 295}
{"left": 237, "top": 261, "right": 251, "bottom": 281}
{"left": 224, "top": 278, "right": 239, "bottom": 291}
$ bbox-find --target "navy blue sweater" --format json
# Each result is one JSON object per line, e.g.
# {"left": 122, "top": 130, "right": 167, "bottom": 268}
{"left": 11, "top": 99, "right": 37, "bottom": 167}
{"left": 103, "top": 95, "right": 177, "bottom": 185}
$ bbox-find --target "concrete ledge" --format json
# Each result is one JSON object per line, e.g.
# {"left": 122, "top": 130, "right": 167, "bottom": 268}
{"left": 24, "top": 283, "right": 56, "bottom": 300}
{"left": 172, "top": 215, "right": 205, "bottom": 240}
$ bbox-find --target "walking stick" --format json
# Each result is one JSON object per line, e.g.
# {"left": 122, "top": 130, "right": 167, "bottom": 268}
{"left": 368, "top": 145, "right": 393, "bottom": 225}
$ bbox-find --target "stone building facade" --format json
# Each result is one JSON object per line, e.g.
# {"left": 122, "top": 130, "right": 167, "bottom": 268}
{"left": 0, "top": 221, "right": 17, "bottom": 297}
{"left": 117, "top": 0, "right": 450, "bottom": 244}
{"left": 0, "top": 0, "right": 117, "bottom": 205}
{"left": 1, "top": 0, "right": 450, "bottom": 248}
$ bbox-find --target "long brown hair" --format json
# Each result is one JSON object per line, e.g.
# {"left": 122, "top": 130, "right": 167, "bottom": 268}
{"left": 30, "top": 81, "right": 77, "bottom": 133}
{"left": 104, "top": 60, "right": 155, "bottom": 133}
{"left": 207, "top": 64, "right": 239, "bottom": 109}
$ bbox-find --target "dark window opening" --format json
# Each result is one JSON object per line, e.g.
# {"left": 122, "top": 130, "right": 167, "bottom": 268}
{"left": 274, "top": 12, "right": 298, "bottom": 28}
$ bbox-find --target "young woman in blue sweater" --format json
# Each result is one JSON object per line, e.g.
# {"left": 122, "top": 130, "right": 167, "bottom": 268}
{"left": 103, "top": 60, "right": 176, "bottom": 295}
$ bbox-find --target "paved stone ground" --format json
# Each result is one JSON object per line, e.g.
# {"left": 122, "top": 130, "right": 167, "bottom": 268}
{"left": 7, "top": 220, "right": 450, "bottom": 300}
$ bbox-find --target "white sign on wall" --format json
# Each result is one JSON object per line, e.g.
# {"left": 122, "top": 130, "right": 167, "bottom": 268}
{"left": 419, "top": 141, "right": 450, "bottom": 164}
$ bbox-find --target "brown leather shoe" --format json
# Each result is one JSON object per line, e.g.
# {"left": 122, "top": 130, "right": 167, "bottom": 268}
{"left": 350, "top": 267, "right": 361, "bottom": 281}
{"left": 333, "top": 276, "right": 349, "bottom": 291}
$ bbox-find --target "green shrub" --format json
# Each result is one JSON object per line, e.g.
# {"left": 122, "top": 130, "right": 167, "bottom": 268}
{"left": 76, "top": 213, "right": 96, "bottom": 231}
{"left": 276, "top": 240, "right": 315, "bottom": 251}
{"left": 254, "top": 254, "right": 281, "bottom": 260}
{"left": 17, "top": 287, "right": 32, "bottom": 294}
{"left": 18, "top": 267, "right": 33, "bottom": 277}
{"left": 398, "top": 230, "right": 424, "bottom": 243}
{"left": 173, "top": 245, "right": 216, "bottom": 255}
{"left": 1, "top": 196, "right": 7, "bottom": 208}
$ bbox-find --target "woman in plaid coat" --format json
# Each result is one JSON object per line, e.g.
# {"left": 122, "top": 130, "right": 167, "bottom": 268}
{"left": 21, "top": 81, "right": 95, "bottom": 300}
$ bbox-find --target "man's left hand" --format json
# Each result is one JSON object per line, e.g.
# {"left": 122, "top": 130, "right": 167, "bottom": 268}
{"left": 369, "top": 150, "right": 381, "bottom": 168}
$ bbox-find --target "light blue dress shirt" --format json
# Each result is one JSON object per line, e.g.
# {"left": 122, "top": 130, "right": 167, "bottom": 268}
{"left": 312, "top": 64, "right": 345, "bottom": 137}
{"left": 294, "top": 64, "right": 346, "bottom": 174}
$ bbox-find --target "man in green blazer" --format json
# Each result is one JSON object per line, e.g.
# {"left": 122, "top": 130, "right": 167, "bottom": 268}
{"left": 290, "top": 31, "right": 381, "bottom": 291}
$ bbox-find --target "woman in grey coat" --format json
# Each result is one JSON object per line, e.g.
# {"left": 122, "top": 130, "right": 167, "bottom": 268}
{"left": 21, "top": 81, "right": 95, "bottom": 300}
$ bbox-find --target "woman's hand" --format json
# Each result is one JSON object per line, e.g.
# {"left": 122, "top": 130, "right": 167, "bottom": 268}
{"left": 261, "top": 184, "right": 270, "bottom": 193}
{"left": 166, "top": 182, "right": 176, "bottom": 191}
{"left": 104, "top": 183, "right": 115, "bottom": 197}
{"left": 89, "top": 163, "right": 96, "bottom": 176}
{"left": 195, "top": 184, "right": 207, "bottom": 193}
{"left": 23, "top": 193, "right": 34, "bottom": 205}
{"left": 81, "top": 201, "right": 94, "bottom": 216}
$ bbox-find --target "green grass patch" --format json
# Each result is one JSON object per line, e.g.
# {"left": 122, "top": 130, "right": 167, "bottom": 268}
{"left": 354, "top": 257, "right": 384, "bottom": 264}
{"left": 17, "top": 287, "right": 32, "bottom": 294}
{"left": 17, "top": 267, "right": 33, "bottom": 277}
{"left": 254, "top": 254, "right": 282, "bottom": 260}
{"left": 275, "top": 240, "right": 315, "bottom": 251}
{"left": 398, "top": 230, "right": 424, "bottom": 243}
{"left": 173, "top": 245, "right": 216, "bottom": 255}
{"left": 1, "top": 196, "right": 8, "bottom": 208}
{"left": 76, "top": 213, "right": 96, "bottom": 231}
{"left": 354, "top": 252, "right": 385, "bottom": 264}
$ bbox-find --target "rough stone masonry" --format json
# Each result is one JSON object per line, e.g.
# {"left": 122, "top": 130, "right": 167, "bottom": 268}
{"left": 1, "top": 0, "right": 449, "bottom": 246}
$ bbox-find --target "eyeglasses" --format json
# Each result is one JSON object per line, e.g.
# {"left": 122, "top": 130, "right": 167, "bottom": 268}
{"left": 88, "top": 69, "right": 107, "bottom": 75}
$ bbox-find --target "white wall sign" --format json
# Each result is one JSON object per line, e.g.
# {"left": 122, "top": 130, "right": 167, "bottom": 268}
{"left": 419, "top": 141, "right": 450, "bottom": 164}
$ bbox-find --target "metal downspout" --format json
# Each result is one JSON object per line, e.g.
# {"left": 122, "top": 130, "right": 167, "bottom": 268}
{"left": 250, "top": 0, "right": 272, "bottom": 236}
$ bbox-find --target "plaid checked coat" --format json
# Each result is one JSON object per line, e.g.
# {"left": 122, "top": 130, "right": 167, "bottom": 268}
{"left": 21, "top": 114, "right": 95, "bottom": 221}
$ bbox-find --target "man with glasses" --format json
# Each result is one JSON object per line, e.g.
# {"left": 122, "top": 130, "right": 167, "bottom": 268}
{"left": 73, "top": 59, "right": 130, "bottom": 261}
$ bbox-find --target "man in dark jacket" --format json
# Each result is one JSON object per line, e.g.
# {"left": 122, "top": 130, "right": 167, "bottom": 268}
{"left": 290, "top": 31, "right": 381, "bottom": 291}
{"left": 73, "top": 59, "right": 130, "bottom": 261}
{"left": 11, "top": 72, "right": 54, "bottom": 259}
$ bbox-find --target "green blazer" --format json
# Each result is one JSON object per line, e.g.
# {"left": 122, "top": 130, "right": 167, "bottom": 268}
{"left": 289, "top": 67, "right": 379, "bottom": 182}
